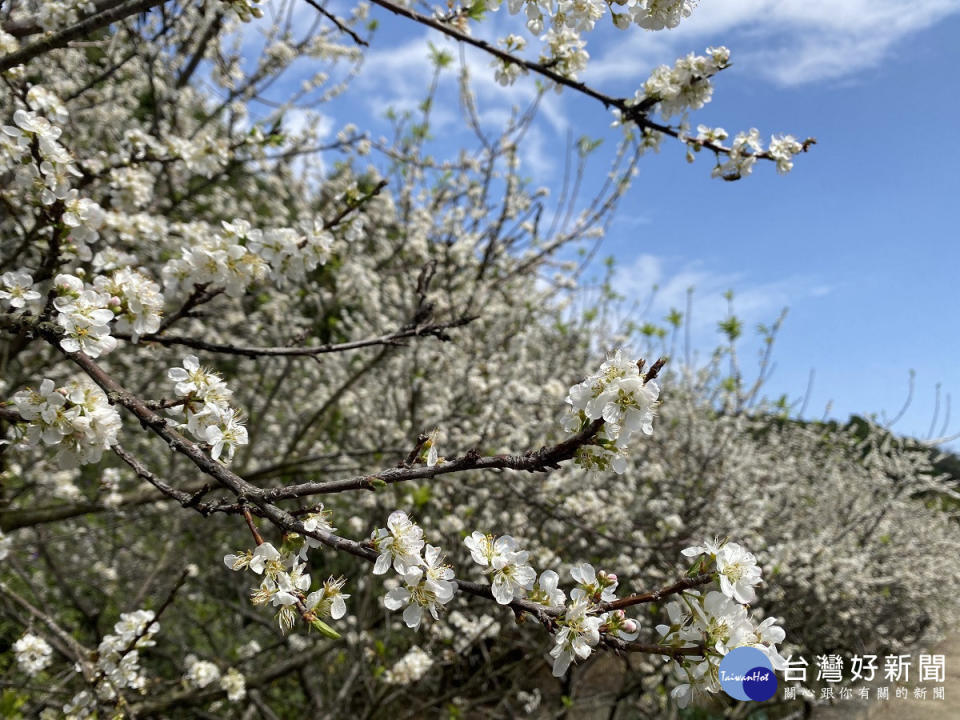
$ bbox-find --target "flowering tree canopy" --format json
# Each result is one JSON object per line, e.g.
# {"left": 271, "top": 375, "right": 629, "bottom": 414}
{"left": 1, "top": 1, "right": 957, "bottom": 718}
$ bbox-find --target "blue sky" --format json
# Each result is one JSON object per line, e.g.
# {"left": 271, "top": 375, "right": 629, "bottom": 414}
{"left": 241, "top": 1, "right": 960, "bottom": 443}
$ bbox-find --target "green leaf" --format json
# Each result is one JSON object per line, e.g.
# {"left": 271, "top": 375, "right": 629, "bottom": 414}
{"left": 428, "top": 43, "right": 453, "bottom": 69}
{"left": 718, "top": 316, "right": 742, "bottom": 341}
{"left": 311, "top": 617, "right": 342, "bottom": 639}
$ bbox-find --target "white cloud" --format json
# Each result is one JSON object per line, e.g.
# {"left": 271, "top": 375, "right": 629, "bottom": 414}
{"left": 358, "top": 31, "right": 568, "bottom": 134}
{"left": 355, "top": 32, "right": 570, "bottom": 177}
{"left": 612, "top": 253, "right": 828, "bottom": 344}
{"left": 587, "top": 0, "right": 960, "bottom": 86}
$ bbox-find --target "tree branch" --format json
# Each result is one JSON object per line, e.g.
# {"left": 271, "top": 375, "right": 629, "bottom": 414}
{"left": 597, "top": 573, "right": 714, "bottom": 612}
{"left": 114, "top": 316, "right": 477, "bottom": 357}
{"left": 0, "top": 0, "right": 170, "bottom": 72}
{"left": 229, "top": 418, "right": 605, "bottom": 506}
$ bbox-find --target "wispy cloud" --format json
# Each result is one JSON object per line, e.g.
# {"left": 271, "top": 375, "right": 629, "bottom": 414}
{"left": 612, "top": 253, "right": 829, "bottom": 344}
{"left": 355, "top": 31, "right": 571, "bottom": 177}
{"left": 588, "top": 0, "right": 960, "bottom": 86}
{"left": 358, "top": 31, "right": 568, "bottom": 132}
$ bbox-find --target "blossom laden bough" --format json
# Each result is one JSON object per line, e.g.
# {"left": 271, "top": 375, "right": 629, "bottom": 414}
{"left": 10, "top": 378, "right": 121, "bottom": 467}
{"left": 564, "top": 350, "right": 661, "bottom": 473}
{"left": 655, "top": 539, "right": 788, "bottom": 706}
{"left": 166, "top": 355, "right": 248, "bottom": 462}
{"left": 223, "top": 532, "right": 347, "bottom": 638}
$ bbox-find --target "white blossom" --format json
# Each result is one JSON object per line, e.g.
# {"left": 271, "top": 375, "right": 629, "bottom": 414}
{"left": 220, "top": 668, "right": 247, "bottom": 701}
{"left": 549, "top": 588, "right": 602, "bottom": 676}
{"left": 715, "top": 542, "right": 762, "bottom": 604}
{"left": 372, "top": 510, "right": 425, "bottom": 575}
{"left": 13, "top": 633, "right": 54, "bottom": 675}
{"left": 184, "top": 656, "right": 221, "bottom": 689}
{"left": 382, "top": 646, "right": 433, "bottom": 685}
{"left": 383, "top": 545, "right": 456, "bottom": 629}
{"left": 0, "top": 270, "right": 41, "bottom": 310}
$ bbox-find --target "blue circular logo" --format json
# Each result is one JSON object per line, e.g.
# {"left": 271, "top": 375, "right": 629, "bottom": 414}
{"left": 718, "top": 647, "right": 777, "bottom": 701}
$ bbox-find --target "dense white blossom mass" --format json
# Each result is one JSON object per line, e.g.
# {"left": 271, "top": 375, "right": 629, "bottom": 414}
{"left": 0, "top": 1, "right": 948, "bottom": 718}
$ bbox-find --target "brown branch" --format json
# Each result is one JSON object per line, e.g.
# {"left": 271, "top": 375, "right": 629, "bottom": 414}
{"left": 156, "top": 284, "right": 222, "bottom": 333}
{"left": 318, "top": 178, "right": 388, "bottom": 234}
{"left": 367, "top": 0, "right": 814, "bottom": 166}
{"left": 643, "top": 356, "right": 668, "bottom": 384}
{"left": 0, "top": 405, "right": 21, "bottom": 422}
{"left": 0, "top": 579, "right": 95, "bottom": 673}
{"left": 0, "top": 0, "right": 170, "bottom": 72}
{"left": 113, "top": 316, "right": 477, "bottom": 357}
{"left": 112, "top": 444, "right": 219, "bottom": 515}
{"left": 37, "top": 341, "right": 590, "bottom": 620}
{"left": 243, "top": 507, "right": 264, "bottom": 545}
{"left": 302, "top": 0, "right": 368, "bottom": 47}
{"left": 0, "top": 476, "right": 213, "bottom": 531}
{"left": 597, "top": 573, "right": 714, "bottom": 612}
{"left": 222, "top": 418, "right": 606, "bottom": 507}
{"left": 609, "top": 637, "right": 707, "bottom": 661}
{"left": 2, "top": 0, "right": 124, "bottom": 37}
{"left": 175, "top": 9, "right": 224, "bottom": 88}
{"left": 369, "top": 0, "right": 617, "bottom": 109}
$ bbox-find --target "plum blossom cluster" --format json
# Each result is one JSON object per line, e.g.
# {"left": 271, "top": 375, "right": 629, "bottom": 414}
{"left": 707, "top": 130, "right": 805, "bottom": 180}
{"left": 493, "top": 35, "right": 528, "bottom": 86}
{"left": 220, "top": 668, "right": 247, "bottom": 702}
{"left": 373, "top": 511, "right": 457, "bottom": 629}
{"left": 10, "top": 378, "right": 122, "bottom": 468}
{"left": 5, "top": 0, "right": 96, "bottom": 33}
{"left": 631, "top": 0, "right": 696, "bottom": 30}
{"left": 221, "top": 0, "right": 264, "bottom": 22}
{"left": 657, "top": 538, "right": 786, "bottom": 708}
{"left": 382, "top": 646, "right": 434, "bottom": 685}
{"left": 63, "top": 609, "right": 160, "bottom": 718}
{"left": 564, "top": 350, "right": 660, "bottom": 473}
{"left": 167, "top": 355, "right": 248, "bottom": 462}
{"left": 50, "top": 273, "right": 117, "bottom": 358}
{"left": 608, "top": 49, "right": 808, "bottom": 179}
{"left": 461, "top": 531, "right": 640, "bottom": 676}
{"left": 2, "top": 108, "right": 106, "bottom": 262}
{"left": 483, "top": 0, "right": 715, "bottom": 109}
{"left": 540, "top": 28, "right": 589, "bottom": 83}
{"left": 184, "top": 655, "right": 221, "bottom": 688}
{"left": 492, "top": 0, "right": 695, "bottom": 52}
{"left": 92, "top": 268, "right": 163, "bottom": 342}
{"left": 547, "top": 563, "right": 640, "bottom": 676}
{"left": 19, "top": 266, "right": 163, "bottom": 357}
{"left": 224, "top": 534, "right": 350, "bottom": 635}
{"left": 640, "top": 46, "right": 731, "bottom": 120}
{"left": 13, "top": 633, "right": 54, "bottom": 675}
{"left": 464, "top": 532, "right": 536, "bottom": 605}
{"left": 161, "top": 218, "right": 333, "bottom": 298}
